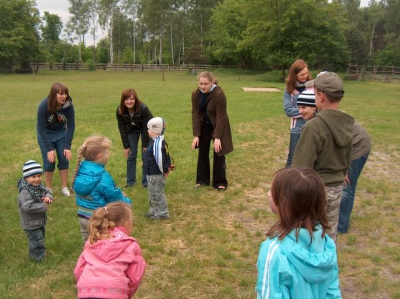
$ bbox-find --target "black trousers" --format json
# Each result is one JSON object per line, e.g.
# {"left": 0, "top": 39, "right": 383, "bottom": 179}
{"left": 196, "top": 122, "right": 228, "bottom": 188}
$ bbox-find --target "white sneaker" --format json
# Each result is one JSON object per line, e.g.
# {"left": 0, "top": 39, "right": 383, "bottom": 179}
{"left": 61, "top": 187, "right": 71, "bottom": 197}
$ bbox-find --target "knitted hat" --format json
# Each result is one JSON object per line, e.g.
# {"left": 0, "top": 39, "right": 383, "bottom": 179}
{"left": 305, "top": 72, "right": 344, "bottom": 99}
{"left": 23, "top": 160, "right": 43, "bottom": 178}
{"left": 297, "top": 88, "right": 316, "bottom": 107}
{"left": 147, "top": 117, "right": 165, "bottom": 135}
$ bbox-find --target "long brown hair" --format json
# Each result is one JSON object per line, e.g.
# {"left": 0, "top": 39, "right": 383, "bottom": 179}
{"left": 118, "top": 88, "right": 142, "bottom": 115}
{"left": 88, "top": 202, "right": 132, "bottom": 244}
{"left": 285, "top": 59, "right": 312, "bottom": 94}
{"left": 71, "top": 135, "right": 112, "bottom": 193}
{"left": 266, "top": 167, "right": 330, "bottom": 243}
{"left": 47, "top": 83, "right": 69, "bottom": 114}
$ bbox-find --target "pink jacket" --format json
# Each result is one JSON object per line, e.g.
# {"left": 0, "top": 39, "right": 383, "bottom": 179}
{"left": 74, "top": 227, "right": 146, "bottom": 298}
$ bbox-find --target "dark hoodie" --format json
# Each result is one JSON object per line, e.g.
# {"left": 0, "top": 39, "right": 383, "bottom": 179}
{"left": 36, "top": 96, "right": 75, "bottom": 152}
{"left": 292, "top": 109, "right": 354, "bottom": 186}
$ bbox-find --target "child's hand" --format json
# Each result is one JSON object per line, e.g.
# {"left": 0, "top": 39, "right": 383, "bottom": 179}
{"left": 42, "top": 196, "right": 53, "bottom": 204}
{"left": 164, "top": 171, "right": 170, "bottom": 178}
{"left": 122, "top": 191, "right": 127, "bottom": 197}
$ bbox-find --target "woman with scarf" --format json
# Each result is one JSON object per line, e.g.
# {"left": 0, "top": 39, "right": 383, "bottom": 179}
{"left": 191, "top": 72, "right": 233, "bottom": 191}
{"left": 283, "top": 59, "right": 313, "bottom": 167}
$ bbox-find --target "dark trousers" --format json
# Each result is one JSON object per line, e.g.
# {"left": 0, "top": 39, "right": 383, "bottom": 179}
{"left": 24, "top": 227, "right": 46, "bottom": 261}
{"left": 196, "top": 122, "right": 227, "bottom": 188}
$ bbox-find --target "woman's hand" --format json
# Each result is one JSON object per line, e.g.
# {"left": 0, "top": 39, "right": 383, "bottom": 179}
{"left": 214, "top": 138, "right": 222, "bottom": 153}
{"left": 191, "top": 137, "right": 199, "bottom": 150}
{"left": 64, "top": 149, "right": 72, "bottom": 161}
{"left": 124, "top": 148, "right": 131, "bottom": 158}
{"left": 47, "top": 150, "right": 56, "bottom": 163}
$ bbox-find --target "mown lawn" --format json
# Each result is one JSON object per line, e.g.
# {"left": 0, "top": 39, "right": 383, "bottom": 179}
{"left": 0, "top": 70, "right": 399, "bottom": 298}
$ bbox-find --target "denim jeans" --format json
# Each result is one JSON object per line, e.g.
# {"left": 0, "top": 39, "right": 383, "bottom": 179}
{"left": 338, "top": 152, "right": 370, "bottom": 233}
{"left": 147, "top": 174, "right": 169, "bottom": 218}
{"left": 127, "top": 129, "right": 147, "bottom": 186}
{"left": 285, "top": 131, "right": 301, "bottom": 167}
{"left": 37, "top": 127, "right": 69, "bottom": 171}
{"left": 24, "top": 227, "right": 46, "bottom": 261}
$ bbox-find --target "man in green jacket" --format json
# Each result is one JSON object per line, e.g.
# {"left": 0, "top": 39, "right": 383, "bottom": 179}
{"left": 293, "top": 72, "right": 354, "bottom": 241}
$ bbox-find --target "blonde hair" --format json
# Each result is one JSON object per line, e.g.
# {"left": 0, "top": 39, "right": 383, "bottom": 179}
{"left": 88, "top": 202, "right": 132, "bottom": 244}
{"left": 198, "top": 71, "right": 219, "bottom": 85}
{"left": 71, "top": 134, "right": 112, "bottom": 192}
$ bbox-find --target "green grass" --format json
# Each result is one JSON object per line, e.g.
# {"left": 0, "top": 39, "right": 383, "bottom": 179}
{"left": 0, "top": 70, "right": 399, "bottom": 298}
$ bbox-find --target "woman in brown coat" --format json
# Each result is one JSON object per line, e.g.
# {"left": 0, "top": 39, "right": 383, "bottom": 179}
{"left": 191, "top": 71, "right": 233, "bottom": 191}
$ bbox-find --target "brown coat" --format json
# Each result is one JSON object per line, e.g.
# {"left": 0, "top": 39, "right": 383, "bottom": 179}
{"left": 191, "top": 86, "right": 233, "bottom": 156}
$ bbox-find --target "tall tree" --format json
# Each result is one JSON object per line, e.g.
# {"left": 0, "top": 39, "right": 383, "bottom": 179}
{"left": 41, "top": 12, "right": 63, "bottom": 44}
{"left": 67, "top": 0, "right": 90, "bottom": 62}
{"left": 0, "top": 0, "right": 41, "bottom": 70}
{"left": 40, "top": 12, "right": 63, "bottom": 62}
{"left": 121, "top": 0, "right": 140, "bottom": 64}
{"left": 99, "top": 0, "right": 120, "bottom": 63}
{"left": 209, "top": 0, "right": 252, "bottom": 68}
{"left": 237, "top": 0, "right": 349, "bottom": 71}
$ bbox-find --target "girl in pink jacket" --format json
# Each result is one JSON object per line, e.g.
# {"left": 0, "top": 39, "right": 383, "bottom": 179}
{"left": 74, "top": 202, "right": 146, "bottom": 298}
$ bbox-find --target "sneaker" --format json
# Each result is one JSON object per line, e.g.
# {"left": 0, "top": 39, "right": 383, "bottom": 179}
{"left": 61, "top": 187, "right": 71, "bottom": 197}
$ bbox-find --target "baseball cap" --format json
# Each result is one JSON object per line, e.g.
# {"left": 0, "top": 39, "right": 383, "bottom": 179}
{"left": 305, "top": 72, "right": 344, "bottom": 99}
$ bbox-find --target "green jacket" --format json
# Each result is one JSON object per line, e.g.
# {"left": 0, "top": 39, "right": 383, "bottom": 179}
{"left": 293, "top": 109, "right": 354, "bottom": 186}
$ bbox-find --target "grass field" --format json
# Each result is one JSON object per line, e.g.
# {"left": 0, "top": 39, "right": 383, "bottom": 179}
{"left": 0, "top": 70, "right": 399, "bottom": 299}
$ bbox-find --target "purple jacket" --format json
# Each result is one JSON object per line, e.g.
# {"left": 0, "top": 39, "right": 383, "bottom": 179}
{"left": 74, "top": 227, "right": 146, "bottom": 298}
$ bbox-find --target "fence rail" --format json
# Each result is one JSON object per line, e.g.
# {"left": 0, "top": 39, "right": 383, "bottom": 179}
{"left": 28, "top": 63, "right": 231, "bottom": 73}
{"left": 346, "top": 65, "right": 400, "bottom": 82}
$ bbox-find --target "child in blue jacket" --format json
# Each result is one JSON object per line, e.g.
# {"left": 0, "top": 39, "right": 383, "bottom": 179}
{"left": 72, "top": 134, "right": 132, "bottom": 242}
{"left": 256, "top": 167, "right": 341, "bottom": 299}
{"left": 144, "top": 117, "right": 172, "bottom": 220}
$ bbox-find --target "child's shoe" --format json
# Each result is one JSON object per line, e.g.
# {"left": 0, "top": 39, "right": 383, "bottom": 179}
{"left": 62, "top": 187, "right": 71, "bottom": 197}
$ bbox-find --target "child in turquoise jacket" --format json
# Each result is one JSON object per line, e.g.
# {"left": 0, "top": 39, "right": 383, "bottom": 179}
{"left": 256, "top": 167, "right": 341, "bottom": 299}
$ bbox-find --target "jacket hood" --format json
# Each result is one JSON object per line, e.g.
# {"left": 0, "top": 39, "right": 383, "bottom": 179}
{"left": 317, "top": 109, "right": 354, "bottom": 147}
{"left": 73, "top": 160, "right": 105, "bottom": 195}
{"left": 60, "top": 96, "right": 73, "bottom": 111}
{"left": 87, "top": 227, "right": 137, "bottom": 262}
{"left": 280, "top": 228, "right": 337, "bottom": 284}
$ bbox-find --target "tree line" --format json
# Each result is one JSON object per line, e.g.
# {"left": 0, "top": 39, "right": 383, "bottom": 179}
{"left": 1, "top": 0, "right": 399, "bottom": 72}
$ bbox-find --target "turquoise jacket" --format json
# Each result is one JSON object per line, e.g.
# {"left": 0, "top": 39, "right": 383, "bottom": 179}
{"left": 74, "top": 160, "right": 132, "bottom": 218}
{"left": 256, "top": 227, "right": 341, "bottom": 299}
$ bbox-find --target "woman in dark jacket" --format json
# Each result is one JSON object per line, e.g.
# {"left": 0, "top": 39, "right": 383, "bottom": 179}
{"left": 116, "top": 88, "right": 153, "bottom": 188}
{"left": 37, "top": 82, "right": 75, "bottom": 196}
{"left": 191, "top": 71, "right": 233, "bottom": 191}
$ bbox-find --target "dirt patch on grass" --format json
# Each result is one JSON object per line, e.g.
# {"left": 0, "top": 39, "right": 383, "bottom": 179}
{"left": 363, "top": 149, "right": 400, "bottom": 183}
{"left": 242, "top": 87, "right": 281, "bottom": 92}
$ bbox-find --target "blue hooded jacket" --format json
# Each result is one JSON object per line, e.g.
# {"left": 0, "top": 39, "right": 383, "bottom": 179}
{"left": 256, "top": 227, "right": 341, "bottom": 299}
{"left": 74, "top": 160, "right": 132, "bottom": 218}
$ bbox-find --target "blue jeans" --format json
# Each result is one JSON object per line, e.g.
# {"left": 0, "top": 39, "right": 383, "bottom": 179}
{"left": 147, "top": 174, "right": 169, "bottom": 218}
{"left": 285, "top": 131, "right": 300, "bottom": 167}
{"left": 37, "top": 128, "right": 69, "bottom": 171}
{"left": 127, "top": 129, "right": 147, "bottom": 186}
{"left": 24, "top": 227, "right": 46, "bottom": 261}
{"left": 338, "top": 152, "right": 370, "bottom": 233}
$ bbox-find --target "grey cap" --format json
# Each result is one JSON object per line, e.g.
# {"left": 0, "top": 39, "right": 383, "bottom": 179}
{"left": 305, "top": 72, "right": 344, "bottom": 99}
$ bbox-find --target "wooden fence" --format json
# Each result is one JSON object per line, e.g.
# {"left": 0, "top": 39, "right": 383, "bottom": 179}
{"left": 29, "top": 63, "right": 230, "bottom": 74}
{"left": 346, "top": 65, "right": 400, "bottom": 82}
